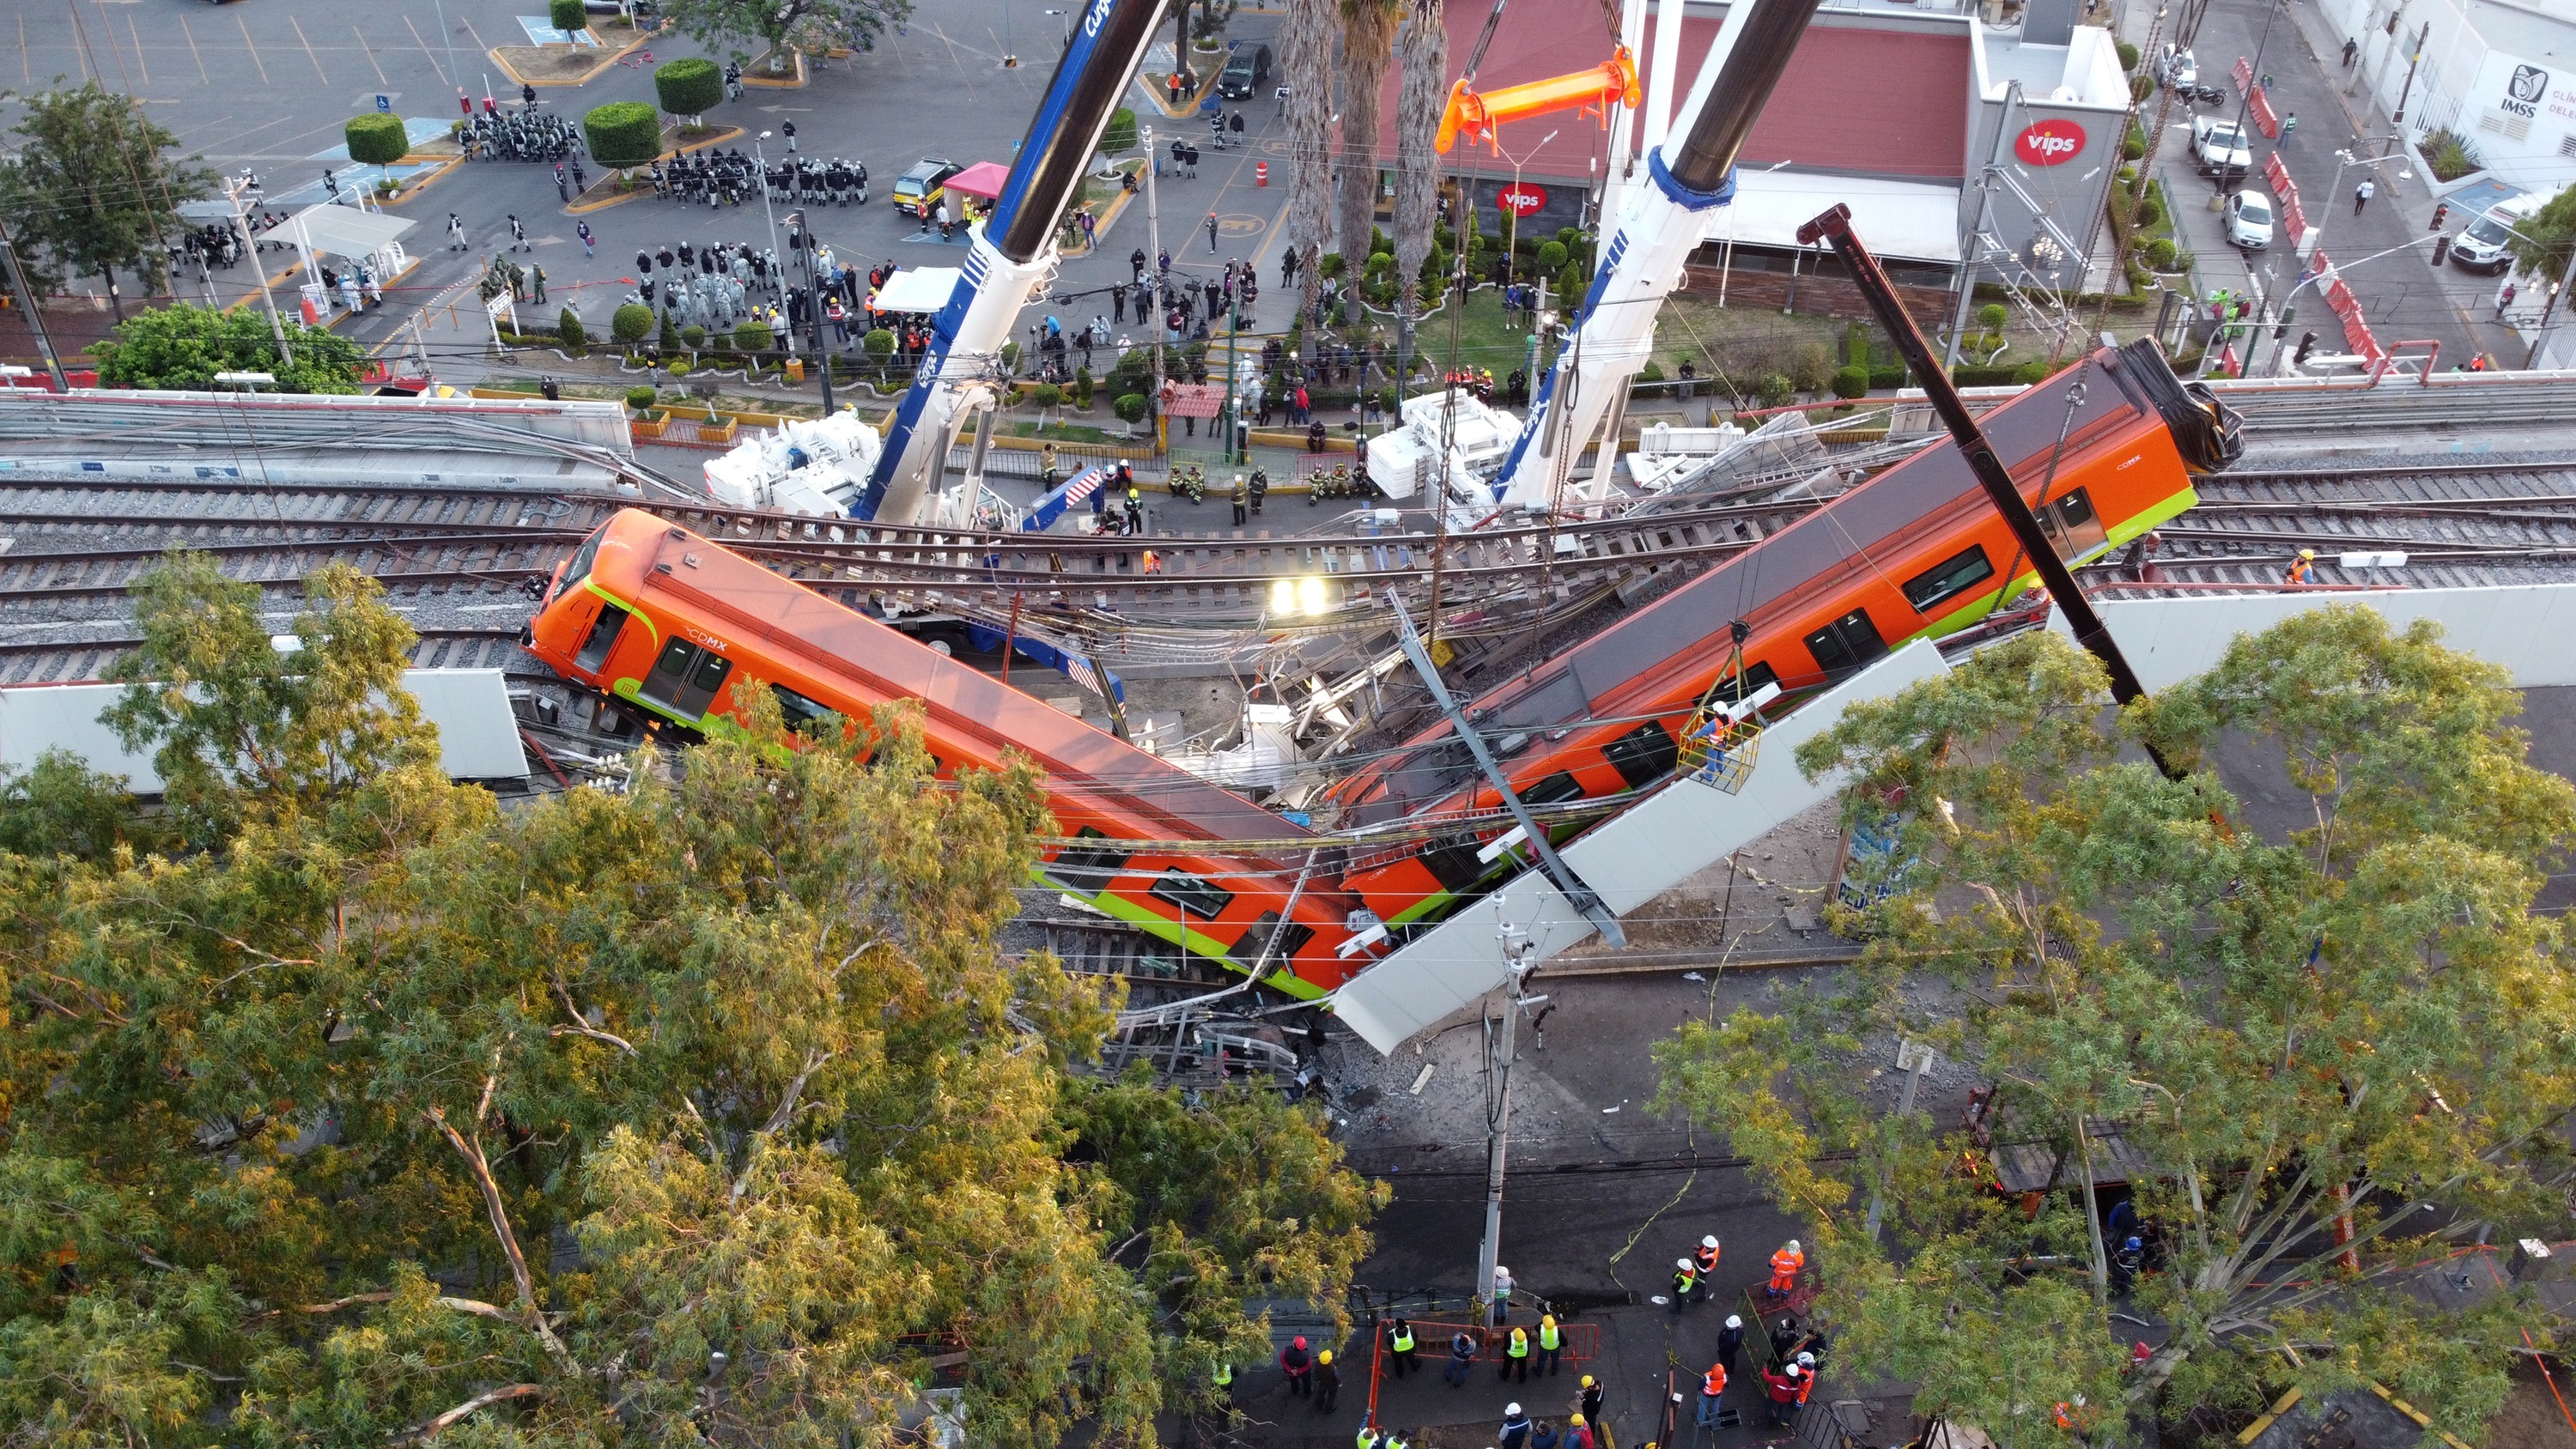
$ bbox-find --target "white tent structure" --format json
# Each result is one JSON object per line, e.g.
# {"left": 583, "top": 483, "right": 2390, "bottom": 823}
{"left": 288, "top": 203, "right": 415, "bottom": 320}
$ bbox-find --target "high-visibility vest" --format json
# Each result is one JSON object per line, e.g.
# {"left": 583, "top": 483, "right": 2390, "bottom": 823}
{"left": 1770, "top": 1248, "right": 1802, "bottom": 1281}
{"left": 1508, "top": 1328, "right": 1529, "bottom": 1358}
{"left": 1539, "top": 1321, "right": 1561, "bottom": 1350}
{"left": 1357, "top": 1428, "right": 1378, "bottom": 1449}
{"left": 1704, "top": 1365, "right": 1727, "bottom": 1397}
{"left": 1696, "top": 1243, "right": 1721, "bottom": 1274}
{"left": 1674, "top": 1263, "right": 1698, "bottom": 1291}
{"left": 1390, "top": 1325, "right": 1414, "bottom": 1353}
{"left": 1215, "top": 1363, "right": 1232, "bottom": 1386}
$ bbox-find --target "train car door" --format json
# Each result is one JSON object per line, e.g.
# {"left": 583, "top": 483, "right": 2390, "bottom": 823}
{"left": 641, "top": 638, "right": 737, "bottom": 719}
{"left": 2038, "top": 488, "right": 2108, "bottom": 559}
{"left": 1804, "top": 608, "right": 1889, "bottom": 681}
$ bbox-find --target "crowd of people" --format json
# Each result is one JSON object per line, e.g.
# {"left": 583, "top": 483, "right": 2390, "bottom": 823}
{"left": 459, "top": 108, "right": 580, "bottom": 164}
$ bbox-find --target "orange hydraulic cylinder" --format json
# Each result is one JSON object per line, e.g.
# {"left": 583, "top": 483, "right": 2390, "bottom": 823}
{"left": 1436, "top": 45, "right": 1642, "bottom": 155}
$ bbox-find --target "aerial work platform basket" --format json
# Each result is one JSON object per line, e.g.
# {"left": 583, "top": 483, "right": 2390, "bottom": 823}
{"left": 1436, "top": 45, "right": 1641, "bottom": 156}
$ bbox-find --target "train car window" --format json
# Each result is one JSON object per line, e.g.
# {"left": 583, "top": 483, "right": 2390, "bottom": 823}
{"left": 1522, "top": 770, "right": 1586, "bottom": 805}
{"left": 641, "top": 640, "right": 699, "bottom": 706}
{"left": 1901, "top": 546, "right": 1997, "bottom": 614}
{"left": 1601, "top": 720, "right": 1680, "bottom": 789}
{"left": 1805, "top": 609, "right": 1890, "bottom": 679}
{"left": 1229, "top": 912, "right": 1316, "bottom": 968}
{"left": 1716, "top": 660, "right": 1780, "bottom": 704}
{"left": 574, "top": 603, "right": 629, "bottom": 672}
{"left": 557, "top": 526, "right": 606, "bottom": 597}
{"left": 770, "top": 682, "right": 836, "bottom": 730}
{"left": 1416, "top": 833, "right": 1491, "bottom": 892}
{"left": 1148, "top": 870, "right": 1235, "bottom": 924}
{"left": 1042, "top": 828, "right": 1132, "bottom": 894}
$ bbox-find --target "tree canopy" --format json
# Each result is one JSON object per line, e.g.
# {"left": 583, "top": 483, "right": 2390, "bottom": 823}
{"left": 0, "top": 82, "right": 214, "bottom": 314}
{"left": 0, "top": 551, "right": 1378, "bottom": 1446}
{"left": 659, "top": 0, "right": 912, "bottom": 66}
{"left": 1652, "top": 615, "right": 2576, "bottom": 1446}
{"left": 90, "top": 304, "right": 369, "bottom": 394}
{"left": 2506, "top": 184, "right": 2576, "bottom": 291}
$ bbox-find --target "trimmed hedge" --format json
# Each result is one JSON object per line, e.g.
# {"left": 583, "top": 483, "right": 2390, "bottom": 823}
{"left": 558, "top": 306, "right": 587, "bottom": 349}
{"left": 344, "top": 114, "right": 409, "bottom": 167}
{"left": 1831, "top": 364, "right": 1868, "bottom": 400}
{"left": 655, "top": 58, "right": 722, "bottom": 118}
{"left": 585, "top": 101, "right": 661, "bottom": 169}
{"left": 732, "top": 320, "right": 773, "bottom": 352}
{"left": 611, "top": 303, "right": 655, "bottom": 343}
{"left": 550, "top": 0, "right": 587, "bottom": 34}
{"left": 625, "top": 386, "right": 659, "bottom": 410}
{"left": 1114, "top": 392, "right": 1148, "bottom": 423}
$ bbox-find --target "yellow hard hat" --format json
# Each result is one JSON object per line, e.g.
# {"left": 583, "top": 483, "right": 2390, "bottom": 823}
{"left": 1581, "top": 1375, "right": 1595, "bottom": 1388}
{"left": 2298, "top": 549, "right": 2316, "bottom": 561}
{"left": 1571, "top": 1415, "right": 1586, "bottom": 1427}
{"left": 1319, "top": 1350, "right": 1334, "bottom": 1365}
{"left": 1541, "top": 1313, "right": 1557, "bottom": 1325}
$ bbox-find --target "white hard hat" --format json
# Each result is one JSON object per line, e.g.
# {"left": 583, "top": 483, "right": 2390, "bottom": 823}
{"left": 1702, "top": 1234, "right": 1719, "bottom": 1249}
{"left": 1725, "top": 1315, "right": 1742, "bottom": 1329}
{"left": 1506, "top": 1404, "right": 1522, "bottom": 1416}
{"left": 1797, "top": 1352, "right": 1815, "bottom": 1367}
{"left": 1678, "top": 1258, "right": 1694, "bottom": 1270}
{"left": 1785, "top": 1240, "right": 1801, "bottom": 1254}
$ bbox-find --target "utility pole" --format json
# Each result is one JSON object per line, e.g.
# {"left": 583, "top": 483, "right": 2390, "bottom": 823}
{"left": 1144, "top": 124, "right": 1166, "bottom": 455}
{"left": 225, "top": 173, "right": 292, "bottom": 368}
{"left": 2391, "top": 20, "right": 2431, "bottom": 122}
{"left": 1473, "top": 901, "right": 1546, "bottom": 1331}
{"left": 788, "top": 211, "right": 835, "bottom": 413}
{"left": 2521, "top": 240, "right": 2576, "bottom": 371}
{"left": 0, "top": 216, "right": 69, "bottom": 391}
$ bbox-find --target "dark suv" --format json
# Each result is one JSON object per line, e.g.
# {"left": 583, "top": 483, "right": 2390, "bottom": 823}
{"left": 1217, "top": 43, "right": 1273, "bottom": 100}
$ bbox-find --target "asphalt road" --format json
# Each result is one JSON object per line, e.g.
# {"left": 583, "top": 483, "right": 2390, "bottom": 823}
{"left": 2144, "top": 0, "right": 2529, "bottom": 373}
{"left": 3, "top": 0, "right": 1297, "bottom": 383}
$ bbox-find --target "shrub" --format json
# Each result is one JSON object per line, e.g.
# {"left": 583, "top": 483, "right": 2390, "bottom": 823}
{"left": 999, "top": 339, "right": 1021, "bottom": 371}
{"left": 1073, "top": 367, "right": 1095, "bottom": 407}
{"left": 680, "top": 324, "right": 707, "bottom": 350}
{"left": 550, "top": 0, "right": 587, "bottom": 32}
{"left": 665, "top": 359, "right": 690, "bottom": 377}
{"left": 557, "top": 306, "right": 586, "bottom": 349}
{"left": 655, "top": 58, "right": 723, "bottom": 118}
{"left": 733, "top": 319, "right": 773, "bottom": 353}
{"left": 585, "top": 101, "right": 660, "bottom": 170}
{"left": 1376, "top": 386, "right": 1399, "bottom": 415}
{"left": 657, "top": 309, "right": 680, "bottom": 354}
{"left": 1758, "top": 373, "right": 1795, "bottom": 409}
{"left": 611, "top": 303, "right": 654, "bottom": 343}
{"left": 1030, "top": 382, "right": 1063, "bottom": 409}
{"left": 1434, "top": 225, "right": 1456, "bottom": 251}
{"left": 862, "top": 328, "right": 896, "bottom": 359}
{"left": 1316, "top": 252, "right": 1346, "bottom": 279}
{"left": 2123, "top": 124, "right": 2147, "bottom": 161}
{"left": 1535, "top": 239, "right": 1569, "bottom": 274}
{"left": 1556, "top": 260, "right": 1586, "bottom": 303}
{"left": 1788, "top": 343, "right": 1833, "bottom": 395}
{"left": 2011, "top": 361, "right": 2051, "bottom": 385}
{"left": 2117, "top": 165, "right": 2139, "bottom": 188}
{"left": 2117, "top": 39, "right": 2140, "bottom": 71}
{"left": 1100, "top": 107, "right": 1139, "bottom": 156}
{"left": 1831, "top": 364, "right": 1869, "bottom": 399}
{"left": 1364, "top": 251, "right": 1394, "bottom": 279}
{"left": 1114, "top": 391, "right": 1148, "bottom": 423}
{"left": 344, "top": 113, "right": 408, "bottom": 167}
{"left": 1637, "top": 361, "right": 1664, "bottom": 383}
{"left": 1105, "top": 347, "right": 1152, "bottom": 399}
{"left": 2144, "top": 237, "right": 2179, "bottom": 270}
{"left": 1977, "top": 303, "right": 2008, "bottom": 330}
{"left": 2131, "top": 75, "right": 2155, "bottom": 103}
{"left": 1868, "top": 363, "right": 1906, "bottom": 389}
{"left": 2421, "top": 127, "right": 2483, "bottom": 182}
{"left": 625, "top": 386, "right": 658, "bottom": 410}
{"left": 2135, "top": 196, "right": 2164, "bottom": 227}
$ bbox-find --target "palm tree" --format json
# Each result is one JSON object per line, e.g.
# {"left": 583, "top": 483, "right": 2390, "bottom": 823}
{"left": 1336, "top": 0, "right": 1401, "bottom": 296}
{"left": 1393, "top": 0, "right": 1448, "bottom": 328}
{"left": 1281, "top": 0, "right": 1335, "bottom": 322}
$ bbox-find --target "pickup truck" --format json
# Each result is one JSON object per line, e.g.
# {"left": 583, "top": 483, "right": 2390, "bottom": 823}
{"left": 2191, "top": 116, "right": 2251, "bottom": 178}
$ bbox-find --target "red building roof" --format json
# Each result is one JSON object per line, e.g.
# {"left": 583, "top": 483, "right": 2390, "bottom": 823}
{"left": 1372, "top": 2, "right": 1970, "bottom": 183}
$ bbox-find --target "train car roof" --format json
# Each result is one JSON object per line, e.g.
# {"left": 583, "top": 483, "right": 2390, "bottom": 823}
{"left": 1486, "top": 346, "right": 2161, "bottom": 731}
{"left": 627, "top": 518, "right": 1310, "bottom": 848}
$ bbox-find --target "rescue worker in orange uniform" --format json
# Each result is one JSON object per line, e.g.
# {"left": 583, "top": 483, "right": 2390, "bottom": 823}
{"left": 1765, "top": 1239, "right": 1805, "bottom": 1299}
{"left": 1697, "top": 1362, "right": 1728, "bottom": 1427}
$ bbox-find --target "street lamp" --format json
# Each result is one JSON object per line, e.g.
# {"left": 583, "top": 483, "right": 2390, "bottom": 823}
{"left": 2260, "top": 232, "right": 2440, "bottom": 373}
{"left": 1043, "top": 8, "right": 1070, "bottom": 52}
{"left": 752, "top": 132, "right": 788, "bottom": 310}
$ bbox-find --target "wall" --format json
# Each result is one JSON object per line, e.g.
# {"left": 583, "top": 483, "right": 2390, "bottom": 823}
{"left": 2322, "top": 0, "right": 2576, "bottom": 199}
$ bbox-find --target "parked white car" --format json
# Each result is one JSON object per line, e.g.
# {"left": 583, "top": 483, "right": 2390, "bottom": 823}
{"left": 2224, "top": 191, "right": 2275, "bottom": 250}
{"left": 2192, "top": 116, "right": 2251, "bottom": 178}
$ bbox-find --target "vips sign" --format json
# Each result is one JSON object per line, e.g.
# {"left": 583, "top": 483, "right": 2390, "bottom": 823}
{"left": 1497, "top": 183, "right": 1549, "bottom": 218}
{"left": 2014, "top": 118, "right": 2087, "bottom": 166}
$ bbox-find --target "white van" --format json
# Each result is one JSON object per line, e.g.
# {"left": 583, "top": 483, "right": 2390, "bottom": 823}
{"left": 2451, "top": 191, "right": 2543, "bottom": 275}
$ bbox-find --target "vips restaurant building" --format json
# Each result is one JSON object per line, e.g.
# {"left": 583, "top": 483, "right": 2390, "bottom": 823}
{"left": 1372, "top": 0, "right": 2136, "bottom": 320}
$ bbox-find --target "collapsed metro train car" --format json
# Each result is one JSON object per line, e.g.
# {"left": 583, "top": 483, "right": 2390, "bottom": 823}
{"left": 1321, "top": 341, "right": 2242, "bottom": 928}
{"left": 525, "top": 343, "right": 2239, "bottom": 992}
{"left": 522, "top": 511, "right": 1374, "bottom": 996}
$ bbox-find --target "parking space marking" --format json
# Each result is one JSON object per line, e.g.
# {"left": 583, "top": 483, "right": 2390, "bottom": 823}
{"left": 179, "top": 15, "right": 205, "bottom": 85}
{"left": 403, "top": 15, "right": 442, "bottom": 85}
{"left": 355, "top": 25, "right": 387, "bottom": 86}
{"left": 289, "top": 15, "right": 327, "bottom": 85}
{"left": 235, "top": 12, "right": 270, "bottom": 87}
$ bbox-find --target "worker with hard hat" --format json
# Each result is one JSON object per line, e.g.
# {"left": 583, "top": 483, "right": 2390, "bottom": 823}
{"left": 1579, "top": 1373, "right": 1605, "bottom": 1428}
{"left": 1716, "top": 1314, "right": 1747, "bottom": 1380}
{"left": 2286, "top": 548, "right": 2316, "bottom": 585}
{"left": 1503, "top": 1322, "right": 1532, "bottom": 1382}
{"left": 1281, "top": 1335, "right": 1313, "bottom": 1397}
{"left": 1670, "top": 1255, "right": 1698, "bottom": 1311}
{"left": 1693, "top": 1234, "right": 1721, "bottom": 1302}
{"left": 1698, "top": 1360, "right": 1728, "bottom": 1427}
{"left": 1315, "top": 1348, "right": 1340, "bottom": 1413}
{"left": 1765, "top": 1239, "right": 1805, "bottom": 1299}
{"left": 1535, "top": 1313, "right": 1563, "bottom": 1376}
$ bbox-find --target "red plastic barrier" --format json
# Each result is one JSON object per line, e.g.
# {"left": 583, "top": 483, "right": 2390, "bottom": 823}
{"left": 2250, "top": 88, "right": 2280, "bottom": 139}
{"left": 2233, "top": 56, "right": 2254, "bottom": 95}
